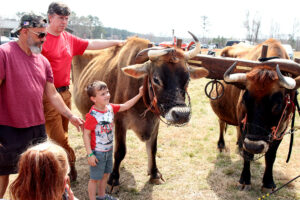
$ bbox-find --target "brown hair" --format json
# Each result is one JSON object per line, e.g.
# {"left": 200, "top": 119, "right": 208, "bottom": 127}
{"left": 9, "top": 140, "right": 69, "bottom": 200}
{"left": 47, "top": 2, "right": 70, "bottom": 16}
{"left": 86, "top": 80, "right": 108, "bottom": 97}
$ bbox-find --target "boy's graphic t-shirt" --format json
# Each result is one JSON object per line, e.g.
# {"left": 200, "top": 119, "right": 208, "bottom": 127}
{"left": 84, "top": 104, "right": 120, "bottom": 152}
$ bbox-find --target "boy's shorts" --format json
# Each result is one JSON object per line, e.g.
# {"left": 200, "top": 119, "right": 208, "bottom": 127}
{"left": 0, "top": 124, "right": 47, "bottom": 175}
{"left": 90, "top": 150, "right": 113, "bottom": 180}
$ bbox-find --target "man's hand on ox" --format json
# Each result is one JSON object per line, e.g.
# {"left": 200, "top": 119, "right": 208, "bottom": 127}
{"left": 69, "top": 115, "right": 85, "bottom": 132}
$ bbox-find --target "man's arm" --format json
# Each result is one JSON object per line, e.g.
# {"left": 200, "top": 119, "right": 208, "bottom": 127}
{"left": 86, "top": 39, "right": 124, "bottom": 50}
{"left": 0, "top": 79, "right": 2, "bottom": 87}
{"left": 44, "top": 81, "right": 84, "bottom": 131}
{"left": 118, "top": 86, "right": 143, "bottom": 112}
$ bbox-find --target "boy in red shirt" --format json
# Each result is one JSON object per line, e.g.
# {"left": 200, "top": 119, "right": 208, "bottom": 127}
{"left": 83, "top": 81, "right": 143, "bottom": 200}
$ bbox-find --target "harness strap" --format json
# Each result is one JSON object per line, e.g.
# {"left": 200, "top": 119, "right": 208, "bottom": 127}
{"left": 141, "top": 76, "right": 161, "bottom": 116}
{"left": 286, "top": 91, "right": 298, "bottom": 163}
{"left": 241, "top": 114, "right": 247, "bottom": 132}
{"left": 271, "top": 94, "right": 295, "bottom": 140}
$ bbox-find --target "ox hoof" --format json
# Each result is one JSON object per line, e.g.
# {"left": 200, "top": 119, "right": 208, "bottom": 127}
{"left": 237, "top": 183, "right": 251, "bottom": 191}
{"left": 218, "top": 143, "right": 226, "bottom": 152}
{"left": 261, "top": 186, "right": 275, "bottom": 193}
{"left": 149, "top": 177, "right": 165, "bottom": 185}
{"left": 149, "top": 171, "right": 165, "bottom": 185}
{"left": 106, "top": 184, "right": 120, "bottom": 194}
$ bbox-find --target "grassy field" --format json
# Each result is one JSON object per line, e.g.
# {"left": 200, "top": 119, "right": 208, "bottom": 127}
{"left": 4, "top": 53, "right": 300, "bottom": 200}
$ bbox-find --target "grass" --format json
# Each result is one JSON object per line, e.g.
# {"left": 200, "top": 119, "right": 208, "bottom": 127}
{"left": 4, "top": 52, "right": 300, "bottom": 200}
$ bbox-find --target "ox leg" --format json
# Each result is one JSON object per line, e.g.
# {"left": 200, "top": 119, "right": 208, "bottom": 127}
{"left": 146, "top": 124, "right": 164, "bottom": 184}
{"left": 107, "top": 121, "right": 126, "bottom": 193}
{"left": 239, "top": 151, "right": 252, "bottom": 190}
{"left": 262, "top": 140, "right": 281, "bottom": 192}
{"left": 217, "top": 120, "right": 227, "bottom": 152}
{"left": 236, "top": 126, "right": 243, "bottom": 153}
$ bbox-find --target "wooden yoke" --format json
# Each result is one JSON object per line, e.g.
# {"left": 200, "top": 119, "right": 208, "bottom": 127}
{"left": 188, "top": 46, "right": 300, "bottom": 80}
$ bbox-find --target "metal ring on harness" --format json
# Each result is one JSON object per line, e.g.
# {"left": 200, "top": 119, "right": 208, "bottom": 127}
{"left": 204, "top": 79, "right": 225, "bottom": 100}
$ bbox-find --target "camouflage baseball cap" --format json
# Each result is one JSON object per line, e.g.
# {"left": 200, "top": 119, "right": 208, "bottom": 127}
{"left": 11, "top": 13, "right": 47, "bottom": 35}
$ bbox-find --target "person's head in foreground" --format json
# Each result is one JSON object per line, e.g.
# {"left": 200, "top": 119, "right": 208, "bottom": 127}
{"left": 9, "top": 140, "right": 70, "bottom": 200}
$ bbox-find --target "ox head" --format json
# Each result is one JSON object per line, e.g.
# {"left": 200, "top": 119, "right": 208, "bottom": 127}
{"left": 224, "top": 62, "right": 300, "bottom": 154}
{"left": 122, "top": 32, "right": 209, "bottom": 125}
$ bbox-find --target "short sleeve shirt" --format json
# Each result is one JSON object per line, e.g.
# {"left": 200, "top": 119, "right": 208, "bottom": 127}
{"left": 41, "top": 31, "right": 89, "bottom": 88}
{"left": 0, "top": 41, "right": 53, "bottom": 128}
{"left": 84, "top": 104, "right": 120, "bottom": 152}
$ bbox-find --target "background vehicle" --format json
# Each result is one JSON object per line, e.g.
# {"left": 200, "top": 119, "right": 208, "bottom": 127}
{"left": 282, "top": 44, "right": 294, "bottom": 60}
{"left": 0, "top": 36, "right": 11, "bottom": 45}
{"left": 225, "top": 40, "right": 244, "bottom": 46}
{"left": 159, "top": 41, "right": 188, "bottom": 50}
{"left": 0, "top": 36, "right": 17, "bottom": 45}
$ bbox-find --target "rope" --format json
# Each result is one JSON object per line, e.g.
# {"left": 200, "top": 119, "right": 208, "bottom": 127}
{"left": 257, "top": 175, "right": 300, "bottom": 200}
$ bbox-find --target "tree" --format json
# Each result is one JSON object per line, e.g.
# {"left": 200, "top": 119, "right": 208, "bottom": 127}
{"left": 288, "top": 18, "right": 300, "bottom": 49}
{"left": 200, "top": 15, "right": 209, "bottom": 43}
{"left": 211, "top": 36, "right": 226, "bottom": 48}
{"left": 243, "top": 10, "right": 261, "bottom": 43}
{"left": 269, "top": 20, "right": 281, "bottom": 39}
{"left": 68, "top": 12, "right": 104, "bottom": 38}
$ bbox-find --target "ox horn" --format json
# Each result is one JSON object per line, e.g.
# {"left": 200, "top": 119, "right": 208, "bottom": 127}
{"left": 276, "top": 64, "right": 296, "bottom": 89}
{"left": 184, "top": 31, "right": 201, "bottom": 60}
{"left": 148, "top": 48, "right": 174, "bottom": 61}
{"left": 135, "top": 47, "right": 165, "bottom": 64}
{"left": 223, "top": 62, "right": 247, "bottom": 83}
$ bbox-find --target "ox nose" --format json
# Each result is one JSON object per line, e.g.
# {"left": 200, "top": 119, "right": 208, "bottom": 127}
{"left": 165, "top": 106, "right": 191, "bottom": 124}
{"left": 243, "top": 138, "right": 269, "bottom": 154}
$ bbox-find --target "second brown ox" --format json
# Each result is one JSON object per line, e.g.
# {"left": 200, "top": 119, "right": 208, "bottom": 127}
{"left": 210, "top": 39, "right": 300, "bottom": 191}
{"left": 72, "top": 33, "right": 208, "bottom": 192}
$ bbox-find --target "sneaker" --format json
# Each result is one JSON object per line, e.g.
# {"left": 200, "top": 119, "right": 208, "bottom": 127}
{"left": 96, "top": 194, "right": 118, "bottom": 200}
{"left": 104, "top": 194, "right": 118, "bottom": 200}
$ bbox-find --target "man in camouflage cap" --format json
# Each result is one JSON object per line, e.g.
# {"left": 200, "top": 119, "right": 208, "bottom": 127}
{"left": 0, "top": 13, "right": 84, "bottom": 198}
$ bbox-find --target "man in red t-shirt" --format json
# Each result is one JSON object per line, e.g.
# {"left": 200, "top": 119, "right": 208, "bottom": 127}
{"left": 0, "top": 13, "right": 84, "bottom": 198}
{"left": 42, "top": 2, "right": 124, "bottom": 182}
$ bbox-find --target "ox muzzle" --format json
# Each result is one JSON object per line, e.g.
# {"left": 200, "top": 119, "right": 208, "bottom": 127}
{"left": 164, "top": 105, "right": 191, "bottom": 124}
{"left": 241, "top": 123, "right": 270, "bottom": 154}
{"left": 158, "top": 89, "right": 192, "bottom": 126}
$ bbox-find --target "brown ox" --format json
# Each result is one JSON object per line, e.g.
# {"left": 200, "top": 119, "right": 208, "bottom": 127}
{"left": 210, "top": 38, "right": 300, "bottom": 191}
{"left": 72, "top": 33, "right": 208, "bottom": 191}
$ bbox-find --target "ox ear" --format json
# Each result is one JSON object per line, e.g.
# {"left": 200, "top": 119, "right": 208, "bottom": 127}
{"left": 122, "top": 63, "right": 149, "bottom": 78}
{"left": 188, "top": 66, "right": 209, "bottom": 79}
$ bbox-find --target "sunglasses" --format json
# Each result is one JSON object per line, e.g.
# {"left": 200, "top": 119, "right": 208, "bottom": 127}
{"left": 28, "top": 29, "right": 47, "bottom": 39}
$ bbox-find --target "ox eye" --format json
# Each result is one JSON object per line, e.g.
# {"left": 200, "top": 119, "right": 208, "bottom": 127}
{"left": 272, "top": 103, "right": 282, "bottom": 115}
{"left": 152, "top": 76, "right": 161, "bottom": 86}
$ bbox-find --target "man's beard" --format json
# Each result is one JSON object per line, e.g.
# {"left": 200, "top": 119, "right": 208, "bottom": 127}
{"left": 29, "top": 45, "right": 42, "bottom": 54}
{"left": 27, "top": 35, "right": 43, "bottom": 54}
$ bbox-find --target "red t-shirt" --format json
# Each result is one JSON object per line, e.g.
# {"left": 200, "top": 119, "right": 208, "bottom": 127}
{"left": 84, "top": 104, "right": 120, "bottom": 151}
{"left": 0, "top": 41, "right": 53, "bottom": 128}
{"left": 41, "top": 31, "right": 89, "bottom": 88}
